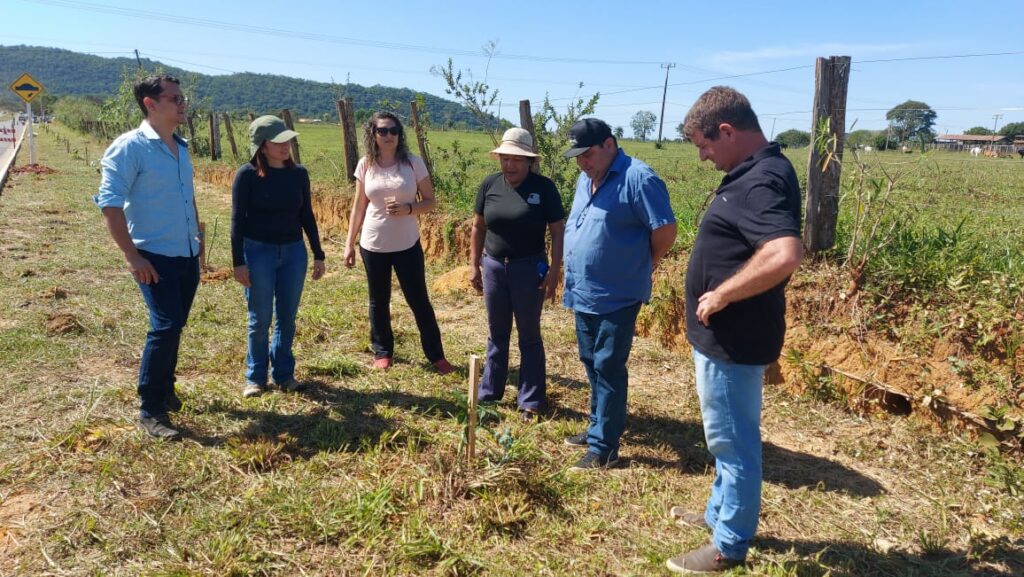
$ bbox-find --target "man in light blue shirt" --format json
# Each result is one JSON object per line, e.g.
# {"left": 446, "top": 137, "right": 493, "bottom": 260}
{"left": 95, "top": 74, "right": 202, "bottom": 440}
{"left": 561, "top": 118, "right": 677, "bottom": 470}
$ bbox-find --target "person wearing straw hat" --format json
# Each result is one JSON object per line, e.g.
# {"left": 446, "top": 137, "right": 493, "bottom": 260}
{"left": 231, "top": 115, "right": 325, "bottom": 398}
{"left": 469, "top": 128, "right": 565, "bottom": 421}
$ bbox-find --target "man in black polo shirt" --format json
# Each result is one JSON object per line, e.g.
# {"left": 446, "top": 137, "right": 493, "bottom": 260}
{"left": 667, "top": 86, "right": 803, "bottom": 574}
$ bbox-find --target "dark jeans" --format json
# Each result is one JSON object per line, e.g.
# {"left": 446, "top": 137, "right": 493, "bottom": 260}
{"left": 477, "top": 253, "right": 547, "bottom": 411}
{"left": 243, "top": 238, "right": 307, "bottom": 385}
{"left": 135, "top": 250, "right": 199, "bottom": 418}
{"left": 574, "top": 302, "right": 641, "bottom": 459}
{"left": 360, "top": 241, "right": 444, "bottom": 362}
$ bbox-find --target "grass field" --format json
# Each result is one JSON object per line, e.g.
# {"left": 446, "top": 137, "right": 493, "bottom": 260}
{"left": 0, "top": 122, "right": 1021, "bottom": 575}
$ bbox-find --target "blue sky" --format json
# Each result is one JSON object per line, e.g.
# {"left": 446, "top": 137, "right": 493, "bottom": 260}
{"left": 7, "top": 0, "right": 1024, "bottom": 136}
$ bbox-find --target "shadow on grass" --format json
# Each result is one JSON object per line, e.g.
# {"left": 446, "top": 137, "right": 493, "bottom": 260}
{"left": 755, "top": 535, "right": 1023, "bottom": 577}
{"left": 187, "top": 379, "right": 459, "bottom": 460}
{"left": 625, "top": 412, "right": 885, "bottom": 497}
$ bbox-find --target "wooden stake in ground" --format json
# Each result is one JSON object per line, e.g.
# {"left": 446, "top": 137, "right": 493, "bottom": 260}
{"left": 467, "top": 354, "right": 481, "bottom": 463}
{"left": 280, "top": 109, "right": 301, "bottom": 165}
{"left": 198, "top": 222, "right": 206, "bottom": 269}
{"left": 409, "top": 100, "right": 433, "bottom": 179}
{"left": 221, "top": 113, "right": 239, "bottom": 160}
{"left": 337, "top": 99, "right": 358, "bottom": 183}
{"left": 804, "top": 55, "right": 851, "bottom": 254}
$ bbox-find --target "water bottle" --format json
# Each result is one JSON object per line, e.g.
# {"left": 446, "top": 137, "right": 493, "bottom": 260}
{"left": 537, "top": 260, "right": 549, "bottom": 286}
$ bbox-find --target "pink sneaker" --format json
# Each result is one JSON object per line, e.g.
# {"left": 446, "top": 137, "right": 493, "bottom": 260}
{"left": 373, "top": 357, "right": 392, "bottom": 370}
{"left": 433, "top": 359, "right": 454, "bottom": 375}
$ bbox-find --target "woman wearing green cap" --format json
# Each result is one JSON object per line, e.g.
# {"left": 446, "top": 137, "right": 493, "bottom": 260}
{"left": 231, "top": 115, "right": 326, "bottom": 398}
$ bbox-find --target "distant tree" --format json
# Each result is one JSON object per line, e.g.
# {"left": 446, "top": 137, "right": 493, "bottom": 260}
{"left": 53, "top": 96, "right": 102, "bottom": 132}
{"left": 630, "top": 110, "right": 656, "bottom": 141}
{"left": 886, "top": 100, "right": 936, "bottom": 146}
{"left": 676, "top": 122, "right": 687, "bottom": 141}
{"left": 775, "top": 129, "right": 811, "bottom": 148}
{"left": 613, "top": 126, "right": 624, "bottom": 139}
{"left": 999, "top": 122, "right": 1024, "bottom": 139}
{"left": 964, "top": 126, "right": 993, "bottom": 135}
{"left": 847, "top": 129, "right": 881, "bottom": 149}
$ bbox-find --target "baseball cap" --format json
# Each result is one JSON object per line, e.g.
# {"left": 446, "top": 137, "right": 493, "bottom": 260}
{"left": 249, "top": 115, "right": 299, "bottom": 158}
{"left": 563, "top": 118, "right": 613, "bottom": 158}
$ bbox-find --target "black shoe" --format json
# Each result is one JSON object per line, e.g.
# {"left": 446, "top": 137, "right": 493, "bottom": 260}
{"left": 569, "top": 451, "right": 619, "bottom": 471}
{"left": 520, "top": 409, "right": 540, "bottom": 423}
{"left": 139, "top": 415, "right": 181, "bottom": 440}
{"left": 165, "top": 393, "right": 183, "bottom": 413}
{"left": 563, "top": 431, "right": 588, "bottom": 447}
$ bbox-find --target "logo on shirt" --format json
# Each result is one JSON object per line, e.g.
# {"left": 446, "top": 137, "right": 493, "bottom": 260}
{"left": 526, "top": 192, "right": 541, "bottom": 205}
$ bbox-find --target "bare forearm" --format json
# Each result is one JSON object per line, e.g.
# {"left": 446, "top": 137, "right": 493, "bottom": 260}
{"left": 101, "top": 207, "right": 140, "bottom": 260}
{"left": 650, "top": 223, "right": 677, "bottom": 267}
{"left": 470, "top": 217, "right": 486, "bottom": 268}
{"left": 714, "top": 236, "right": 802, "bottom": 303}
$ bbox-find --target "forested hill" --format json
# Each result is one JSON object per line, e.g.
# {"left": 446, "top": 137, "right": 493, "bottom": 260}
{"left": 0, "top": 45, "right": 489, "bottom": 128}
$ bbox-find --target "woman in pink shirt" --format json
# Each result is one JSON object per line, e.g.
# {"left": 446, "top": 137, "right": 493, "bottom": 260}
{"left": 343, "top": 112, "right": 452, "bottom": 374}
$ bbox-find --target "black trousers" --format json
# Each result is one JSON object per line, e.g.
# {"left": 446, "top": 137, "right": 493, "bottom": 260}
{"left": 360, "top": 241, "right": 444, "bottom": 362}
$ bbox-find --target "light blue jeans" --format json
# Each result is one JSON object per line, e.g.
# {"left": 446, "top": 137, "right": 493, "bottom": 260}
{"left": 243, "top": 238, "right": 307, "bottom": 385}
{"left": 693, "top": 348, "right": 766, "bottom": 560}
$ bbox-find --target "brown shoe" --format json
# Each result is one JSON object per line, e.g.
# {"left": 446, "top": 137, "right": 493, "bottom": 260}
{"left": 666, "top": 544, "right": 744, "bottom": 574}
{"left": 670, "top": 506, "right": 710, "bottom": 531}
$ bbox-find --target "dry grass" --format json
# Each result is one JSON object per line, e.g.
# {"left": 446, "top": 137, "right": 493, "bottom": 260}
{"left": 0, "top": 126, "right": 1020, "bottom": 576}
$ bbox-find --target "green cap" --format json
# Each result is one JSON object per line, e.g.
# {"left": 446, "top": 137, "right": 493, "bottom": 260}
{"left": 248, "top": 115, "right": 299, "bottom": 158}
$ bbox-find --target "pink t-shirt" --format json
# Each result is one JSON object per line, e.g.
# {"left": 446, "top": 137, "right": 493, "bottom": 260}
{"left": 354, "top": 155, "right": 429, "bottom": 253}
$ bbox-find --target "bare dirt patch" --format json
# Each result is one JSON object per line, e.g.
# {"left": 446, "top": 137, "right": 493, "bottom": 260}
{"left": 200, "top": 266, "right": 233, "bottom": 283}
{"left": 46, "top": 312, "right": 85, "bottom": 335}
{"left": 11, "top": 164, "right": 56, "bottom": 175}
{"left": 0, "top": 492, "right": 44, "bottom": 558}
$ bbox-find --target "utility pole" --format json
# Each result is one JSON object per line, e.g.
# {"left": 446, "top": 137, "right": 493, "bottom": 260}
{"left": 656, "top": 62, "right": 675, "bottom": 143}
{"left": 134, "top": 49, "right": 143, "bottom": 69}
{"left": 992, "top": 113, "right": 1003, "bottom": 134}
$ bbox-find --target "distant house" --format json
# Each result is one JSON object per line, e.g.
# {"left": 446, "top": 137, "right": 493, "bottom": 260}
{"left": 933, "top": 134, "right": 1007, "bottom": 152}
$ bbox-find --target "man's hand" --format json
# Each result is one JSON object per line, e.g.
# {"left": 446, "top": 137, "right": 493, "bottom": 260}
{"left": 469, "top": 266, "right": 483, "bottom": 294}
{"left": 311, "top": 259, "right": 325, "bottom": 280}
{"left": 127, "top": 253, "right": 159, "bottom": 284}
{"left": 695, "top": 290, "right": 728, "bottom": 326}
{"left": 233, "top": 265, "right": 251, "bottom": 287}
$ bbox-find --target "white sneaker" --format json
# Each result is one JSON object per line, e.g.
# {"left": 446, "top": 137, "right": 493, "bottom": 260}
{"left": 242, "top": 382, "right": 264, "bottom": 398}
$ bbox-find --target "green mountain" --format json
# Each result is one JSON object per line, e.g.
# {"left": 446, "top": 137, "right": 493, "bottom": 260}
{"left": 0, "top": 45, "right": 489, "bottom": 128}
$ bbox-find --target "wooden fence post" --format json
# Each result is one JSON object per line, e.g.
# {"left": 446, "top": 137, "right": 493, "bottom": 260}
{"left": 519, "top": 99, "right": 539, "bottom": 173}
{"left": 337, "top": 99, "right": 359, "bottom": 182}
{"left": 186, "top": 114, "right": 197, "bottom": 152}
{"left": 467, "top": 355, "right": 481, "bottom": 463}
{"left": 208, "top": 112, "right": 220, "bottom": 160}
{"left": 409, "top": 100, "right": 433, "bottom": 180}
{"left": 280, "top": 109, "right": 301, "bottom": 165}
{"left": 804, "top": 55, "right": 851, "bottom": 254}
{"left": 221, "top": 112, "right": 239, "bottom": 160}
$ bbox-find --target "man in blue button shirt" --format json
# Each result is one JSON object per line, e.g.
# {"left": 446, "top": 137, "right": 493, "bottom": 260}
{"left": 666, "top": 86, "right": 803, "bottom": 574}
{"left": 561, "top": 118, "right": 677, "bottom": 471}
{"left": 95, "top": 74, "right": 202, "bottom": 440}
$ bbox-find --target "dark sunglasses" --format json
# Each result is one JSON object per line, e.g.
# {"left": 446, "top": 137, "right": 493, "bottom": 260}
{"left": 374, "top": 126, "right": 401, "bottom": 136}
{"left": 160, "top": 94, "right": 188, "bottom": 105}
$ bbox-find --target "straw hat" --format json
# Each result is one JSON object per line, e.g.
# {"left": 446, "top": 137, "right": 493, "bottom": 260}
{"left": 490, "top": 127, "right": 539, "bottom": 157}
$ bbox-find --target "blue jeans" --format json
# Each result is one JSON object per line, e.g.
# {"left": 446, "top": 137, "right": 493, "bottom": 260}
{"left": 693, "top": 348, "right": 766, "bottom": 560}
{"left": 574, "top": 302, "right": 641, "bottom": 459}
{"left": 478, "top": 253, "right": 547, "bottom": 411}
{"left": 243, "top": 238, "right": 307, "bottom": 385}
{"left": 135, "top": 250, "right": 199, "bottom": 418}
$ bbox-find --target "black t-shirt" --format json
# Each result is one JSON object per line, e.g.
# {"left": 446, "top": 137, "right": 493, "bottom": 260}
{"left": 230, "top": 163, "right": 326, "bottom": 267}
{"left": 474, "top": 171, "right": 564, "bottom": 259}
{"left": 685, "top": 143, "right": 801, "bottom": 365}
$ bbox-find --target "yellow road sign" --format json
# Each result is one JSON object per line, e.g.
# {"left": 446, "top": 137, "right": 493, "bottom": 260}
{"left": 9, "top": 73, "right": 45, "bottom": 103}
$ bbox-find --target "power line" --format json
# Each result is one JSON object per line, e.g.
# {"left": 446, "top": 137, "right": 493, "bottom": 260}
{"left": 24, "top": 0, "right": 665, "bottom": 66}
